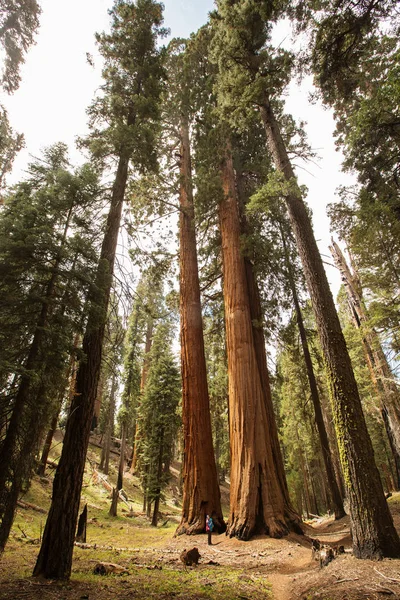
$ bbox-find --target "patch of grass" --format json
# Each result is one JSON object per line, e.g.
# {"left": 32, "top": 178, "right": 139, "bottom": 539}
{"left": 70, "top": 563, "right": 272, "bottom": 600}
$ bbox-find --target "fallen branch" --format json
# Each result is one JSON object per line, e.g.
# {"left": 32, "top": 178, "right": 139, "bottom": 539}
{"left": 334, "top": 577, "right": 359, "bottom": 584}
{"left": 17, "top": 500, "right": 46, "bottom": 514}
{"left": 374, "top": 568, "right": 400, "bottom": 584}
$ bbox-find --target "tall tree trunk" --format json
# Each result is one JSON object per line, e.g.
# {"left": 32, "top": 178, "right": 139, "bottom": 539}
{"left": 260, "top": 98, "right": 400, "bottom": 558}
{"left": 175, "top": 119, "right": 225, "bottom": 536}
{"left": 33, "top": 153, "right": 129, "bottom": 579}
{"left": 330, "top": 239, "right": 400, "bottom": 486}
{"left": 0, "top": 203, "right": 74, "bottom": 553}
{"left": 219, "top": 143, "right": 300, "bottom": 540}
{"left": 280, "top": 226, "right": 345, "bottom": 519}
{"left": 235, "top": 164, "right": 294, "bottom": 515}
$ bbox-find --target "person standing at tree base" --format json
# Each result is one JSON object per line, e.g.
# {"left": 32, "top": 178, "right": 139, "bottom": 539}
{"left": 206, "top": 514, "right": 214, "bottom": 545}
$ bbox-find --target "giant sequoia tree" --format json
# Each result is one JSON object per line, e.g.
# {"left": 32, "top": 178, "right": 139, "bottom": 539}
{"left": 218, "top": 139, "right": 300, "bottom": 539}
{"left": 33, "top": 0, "right": 166, "bottom": 579}
{"left": 165, "top": 41, "right": 225, "bottom": 535}
{"left": 212, "top": 0, "right": 400, "bottom": 558}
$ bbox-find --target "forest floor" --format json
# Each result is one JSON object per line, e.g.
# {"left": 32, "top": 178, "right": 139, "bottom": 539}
{"left": 1, "top": 434, "right": 400, "bottom": 600}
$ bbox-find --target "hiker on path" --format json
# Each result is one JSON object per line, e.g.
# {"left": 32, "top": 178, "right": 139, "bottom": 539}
{"left": 206, "top": 514, "right": 214, "bottom": 545}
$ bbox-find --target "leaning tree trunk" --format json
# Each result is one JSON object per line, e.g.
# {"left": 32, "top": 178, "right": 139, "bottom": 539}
{"left": 175, "top": 119, "right": 225, "bottom": 536}
{"left": 280, "top": 225, "right": 345, "bottom": 519}
{"left": 33, "top": 153, "right": 130, "bottom": 579}
{"left": 260, "top": 98, "right": 400, "bottom": 559}
{"left": 219, "top": 144, "right": 300, "bottom": 540}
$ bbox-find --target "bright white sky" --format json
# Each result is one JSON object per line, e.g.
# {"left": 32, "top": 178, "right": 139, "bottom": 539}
{"left": 2, "top": 0, "right": 355, "bottom": 298}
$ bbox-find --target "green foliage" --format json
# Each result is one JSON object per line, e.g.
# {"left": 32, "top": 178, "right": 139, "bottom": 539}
{"left": 0, "top": 105, "right": 23, "bottom": 188}
{"left": 0, "top": 144, "right": 103, "bottom": 403}
{"left": 137, "top": 319, "right": 181, "bottom": 510}
{"left": 275, "top": 315, "right": 328, "bottom": 516}
{"left": 336, "top": 285, "right": 397, "bottom": 487}
{"left": 0, "top": 0, "right": 41, "bottom": 93}
{"left": 210, "top": 0, "right": 293, "bottom": 129}
{"left": 84, "top": 0, "right": 168, "bottom": 170}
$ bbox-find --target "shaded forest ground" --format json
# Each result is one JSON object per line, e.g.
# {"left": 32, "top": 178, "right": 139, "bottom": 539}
{"left": 1, "top": 434, "right": 400, "bottom": 599}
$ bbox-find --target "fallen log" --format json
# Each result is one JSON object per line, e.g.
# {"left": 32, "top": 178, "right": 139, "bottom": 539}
{"left": 17, "top": 500, "right": 46, "bottom": 514}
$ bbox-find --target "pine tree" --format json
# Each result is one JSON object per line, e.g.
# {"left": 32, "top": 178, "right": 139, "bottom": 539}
{"left": 33, "top": 1, "right": 166, "bottom": 579}
{"left": 0, "top": 0, "right": 41, "bottom": 93}
{"left": 137, "top": 321, "right": 181, "bottom": 527}
{"left": 0, "top": 145, "right": 102, "bottom": 552}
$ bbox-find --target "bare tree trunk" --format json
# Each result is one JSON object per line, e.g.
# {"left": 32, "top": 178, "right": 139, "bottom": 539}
{"left": 176, "top": 119, "right": 225, "bottom": 535}
{"left": 33, "top": 153, "right": 129, "bottom": 579}
{"left": 260, "top": 98, "right": 400, "bottom": 558}
{"left": 219, "top": 143, "right": 300, "bottom": 540}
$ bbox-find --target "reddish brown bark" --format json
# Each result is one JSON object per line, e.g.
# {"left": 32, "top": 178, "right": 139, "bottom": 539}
{"left": 175, "top": 119, "right": 225, "bottom": 535}
{"left": 260, "top": 98, "right": 400, "bottom": 558}
{"left": 219, "top": 144, "right": 300, "bottom": 540}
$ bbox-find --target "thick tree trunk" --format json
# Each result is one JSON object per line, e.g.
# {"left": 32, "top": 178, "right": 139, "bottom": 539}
{"left": 33, "top": 153, "right": 129, "bottom": 579}
{"left": 260, "top": 99, "right": 400, "bottom": 558}
{"left": 235, "top": 165, "right": 294, "bottom": 516}
{"left": 219, "top": 144, "right": 300, "bottom": 540}
{"left": 280, "top": 227, "right": 345, "bottom": 519}
{"left": 175, "top": 119, "right": 225, "bottom": 536}
{"left": 330, "top": 239, "right": 400, "bottom": 484}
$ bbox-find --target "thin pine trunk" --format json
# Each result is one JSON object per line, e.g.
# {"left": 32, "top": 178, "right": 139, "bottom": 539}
{"left": 100, "top": 374, "right": 117, "bottom": 475}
